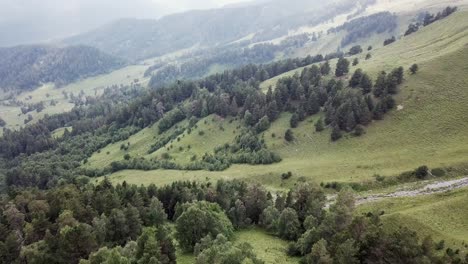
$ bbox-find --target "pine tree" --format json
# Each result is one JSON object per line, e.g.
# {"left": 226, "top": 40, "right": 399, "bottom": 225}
{"left": 244, "top": 110, "right": 255, "bottom": 126}
{"left": 349, "top": 69, "right": 363, "bottom": 88}
{"left": 352, "top": 58, "right": 359, "bottom": 66}
{"left": 335, "top": 58, "right": 350, "bottom": 77}
{"left": 360, "top": 73, "right": 373, "bottom": 94}
{"left": 290, "top": 113, "right": 299, "bottom": 128}
{"left": 320, "top": 61, "right": 331, "bottom": 75}
{"left": 331, "top": 125, "right": 342, "bottom": 141}
{"left": 285, "top": 129, "right": 294, "bottom": 142}
{"left": 307, "top": 92, "right": 320, "bottom": 115}
{"left": 373, "top": 72, "right": 387, "bottom": 98}
{"left": 315, "top": 118, "right": 324, "bottom": 132}
{"left": 266, "top": 86, "right": 273, "bottom": 103}
{"left": 266, "top": 101, "right": 279, "bottom": 122}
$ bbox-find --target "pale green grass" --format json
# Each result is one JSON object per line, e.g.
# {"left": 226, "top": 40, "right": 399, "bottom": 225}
{"left": 152, "top": 116, "right": 240, "bottom": 165}
{"left": 357, "top": 187, "right": 468, "bottom": 250}
{"left": 85, "top": 119, "right": 188, "bottom": 169}
{"left": 0, "top": 63, "right": 149, "bottom": 134}
{"left": 103, "top": 12, "right": 468, "bottom": 189}
{"left": 85, "top": 115, "right": 240, "bottom": 169}
{"left": 175, "top": 228, "right": 298, "bottom": 264}
{"left": 51, "top": 126, "right": 72, "bottom": 138}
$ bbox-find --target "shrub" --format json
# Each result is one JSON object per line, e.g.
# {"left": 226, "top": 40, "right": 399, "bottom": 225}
{"left": 414, "top": 165, "right": 429, "bottom": 179}
{"left": 281, "top": 171, "right": 293, "bottom": 180}
{"left": 354, "top": 125, "right": 366, "bottom": 136}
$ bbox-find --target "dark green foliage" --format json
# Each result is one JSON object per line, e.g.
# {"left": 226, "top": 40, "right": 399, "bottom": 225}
{"left": 423, "top": 6, "right": 457, "bottom": 26}
{"left": 352, "top": 58, "right": 359, "bottom": 66}
{"left": 0, "top": 117, "right": 6, "bottom": 127}
{"left": 194, "top": 234, "right": 263, "bottom": 264}
{"left": 405, "top": 23, "right": 420, "bottom": 36}
{"left": 365, "top": 53, "right": 372, "bottom": 60}
{"left": 158, "top": 108, "right": 186, "bottom": 133}
{"left": 281, "top": 171, "right": 293, "bottom": 180}
{"left": 0, "top": 45, "right": 124, "bottom": 91}
{"left": 349, "top": 69, "right": 363, "bottom": 87}
{"left": 348, "top": 45, "right": 363, "bottom": 55}
{"left": 320, "top": 61, "right": 331, "bottom": 75}
{"left": 353, "top": 125, "right": 366, "bottom": 136}
{"left": 315, "top": 118, "right": 325, "bottom": 132}
{"left": 290, "top": 113, "right": 299, "bottom": 128}
{"left": 0, "top": 175, "right": 461, "bottom": 264}
{"left": 383, "top": 36, "right": 396, "bottom": 46}
{"left": 373, "top": 72, "right": 387, "bottom": 97}
{"left": 410, "top": 64, "right": 419, "bottom": 74}
{"left": 278, "top": 208, "right": 301, "bottom": 240}
{"left": 335, "top": 58, "right": 350, "bottom": 77}
{"left": 285, "top": 129, "right": 294, "bottom": 142}
{"left": 360, "top": 73, "right": 373, "bottom": 94}
{"left": 255, "top": 116, "right": 270, "bottom": 133}
{"left": 329, "top": 12, "right": 397, "bottom": 47}
{"left": 176, "top": 201, "right": 234, "bottom": 252}
{"left": 331, "top": 125, "right": 342, "bottom": 141}
{"left": 414, "top": 165, "right": 429, "bottom": 179}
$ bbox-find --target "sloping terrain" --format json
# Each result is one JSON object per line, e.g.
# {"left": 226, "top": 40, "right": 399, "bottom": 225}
{"left": 358, "top": 187, "right": 468, "bottom": 249}
{"left": 0, "top": 45, "right": 124, "bottom": 91}
{"left": 104, "top": 10, "right": 468, "bottom": 189}
{"left": 64, "top": 0, "right": 373, "bottom": 61}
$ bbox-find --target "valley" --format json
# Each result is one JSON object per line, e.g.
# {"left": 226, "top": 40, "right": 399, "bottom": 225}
{"left": 1, "top": 1, "right": 468, "bottom": 263}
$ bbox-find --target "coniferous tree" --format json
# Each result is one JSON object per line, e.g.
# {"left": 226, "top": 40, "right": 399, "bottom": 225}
{"left": 285, "top": 129, "right": 294, "bottom": 142}
{"left": 290, "top": 113, "right": 299, "bottom": 128}
{"left": 360, "top": 73, "right": 373, "bottom": 94}
{"left": 349, "top": 69, "right": 363, "bottom": 88}
{"left": 315, "top": 118, "right": 324, "bottom": 132}
{"left": 320, "top": 61, "right": 331, "bottom": 75}
{"left": 352, "top": 58, "right": 359, "bottom": 66}
{"left": 335, "top": 58, "right": 350, "bottom": 77}
{"left": 331, "top": 125, "right": 342, "bottom": 141}
{"left": 373, "top": 72, "right": 387, "bottom": 97}
{"left": 307, "top": 92, "right": 320, "bottom": 115}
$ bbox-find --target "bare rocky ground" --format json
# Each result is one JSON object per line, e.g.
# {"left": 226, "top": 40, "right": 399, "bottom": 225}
{"left": 356, "top": 177, "right": 468, "bottom": 205}
{"left": 326, "top": 177, "right": 468, "bottom": 207}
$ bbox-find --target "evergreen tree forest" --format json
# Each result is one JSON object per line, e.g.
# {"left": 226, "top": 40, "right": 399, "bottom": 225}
{"left": 0, "top": 178, "right": 464, "bottom": 263}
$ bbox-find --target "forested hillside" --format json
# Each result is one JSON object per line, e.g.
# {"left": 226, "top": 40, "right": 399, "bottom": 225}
{"left": 1, "top": 1, "right": 468, "bottom": 264}
{"left": 0, "top": 45, "right": 124, "bottom": 91}
{"left": 64, "top": 0, "right": 375, "bottom": 61}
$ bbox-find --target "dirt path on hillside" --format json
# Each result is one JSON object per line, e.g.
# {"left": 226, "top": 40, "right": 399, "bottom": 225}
{"left": 325, "top": 177, "right": 468, "bottom": 208}
{"left": 356, "top": 177, "right": 468, "bottom": 205}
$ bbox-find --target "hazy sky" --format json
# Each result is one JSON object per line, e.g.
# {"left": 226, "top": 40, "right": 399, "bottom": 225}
{"left": 0, "top": 0, "right": 250, "bottom": 46}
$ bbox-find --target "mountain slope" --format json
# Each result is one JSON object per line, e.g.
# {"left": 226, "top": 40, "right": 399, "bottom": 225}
{"left": 64, "top": 0, "right": 373, "bottom": 61}
{"left": 0, "top": 45, "right": 125, "bottom": 92}
{"left": 105, "top": 10, "right": 468, "bottom": 188}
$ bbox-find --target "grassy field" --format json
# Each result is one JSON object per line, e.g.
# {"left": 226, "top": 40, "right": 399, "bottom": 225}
{"left": 101, "top": 11, "right": 468, "bottom": 190}
{"left": 357, "top": 187, "right": 468, "bottom": 251}
{"left": 0, "top": 63, "right": 149, "bottom": 135}
{"left": 85, "top": 115, "right": 243, "bottom": 173}
{"left": 176, "top": 228, "right": 299, "bottom": 264}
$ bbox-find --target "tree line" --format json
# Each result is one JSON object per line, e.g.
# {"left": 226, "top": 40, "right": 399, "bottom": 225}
{"left": 0, "top": 178, "right": 465, "bottom": 263}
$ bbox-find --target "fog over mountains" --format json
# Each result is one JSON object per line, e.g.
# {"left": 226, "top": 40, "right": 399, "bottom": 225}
{"left": 0, "top": 0, "right": 250, "bottom": 47}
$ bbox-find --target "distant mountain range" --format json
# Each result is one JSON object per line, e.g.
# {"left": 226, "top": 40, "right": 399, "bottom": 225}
{"left": 64, "top": 0, "right": 375, "bottom": 61}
